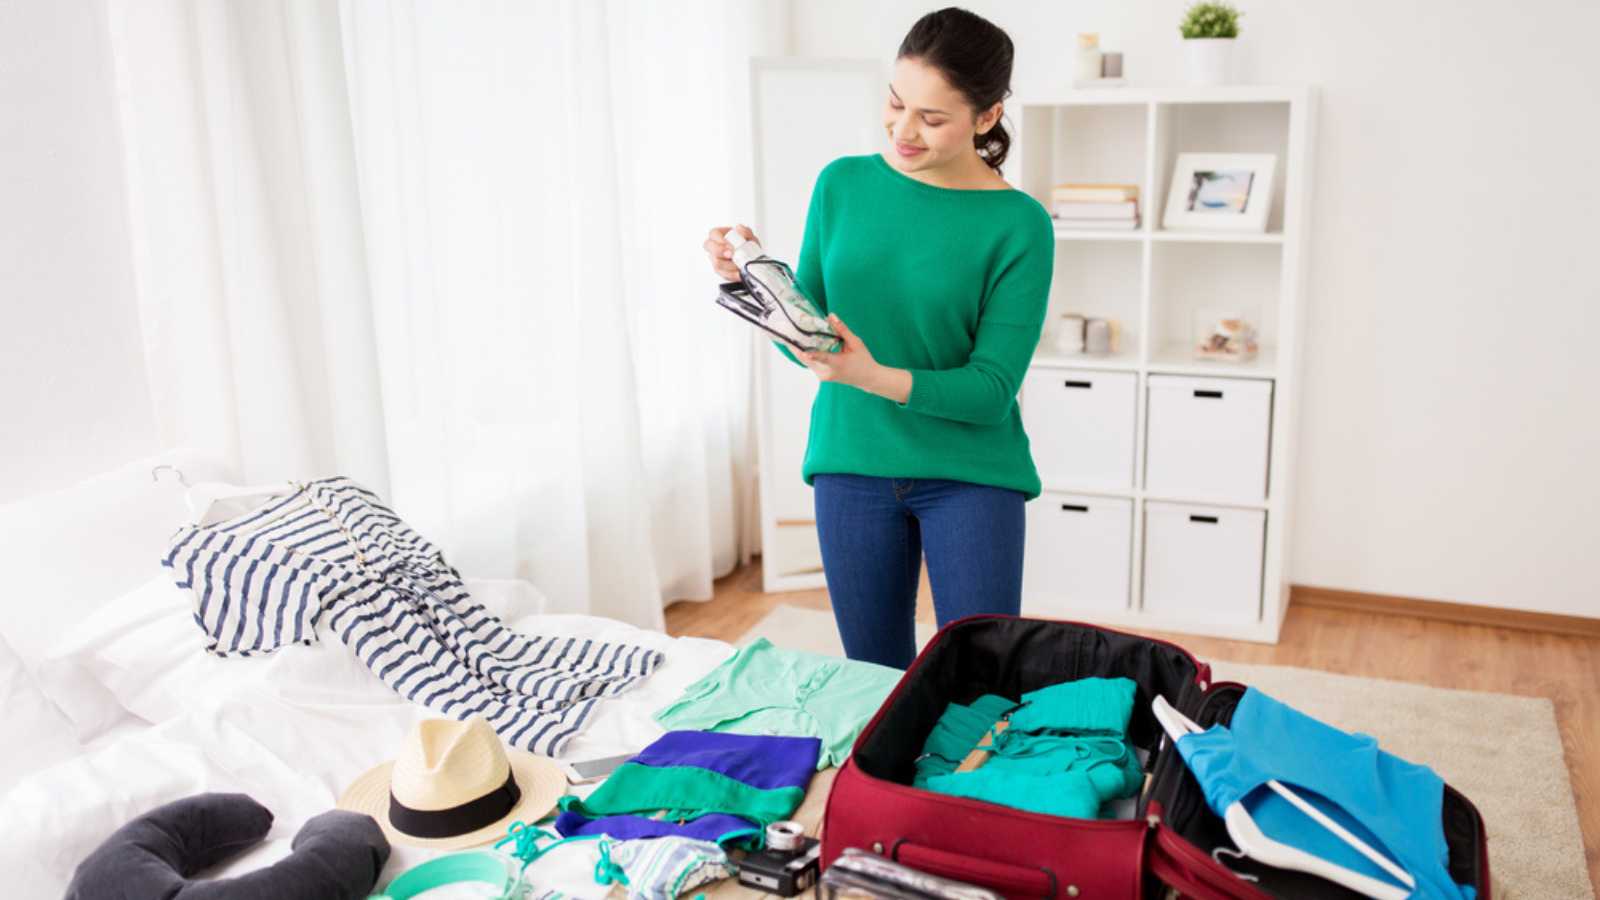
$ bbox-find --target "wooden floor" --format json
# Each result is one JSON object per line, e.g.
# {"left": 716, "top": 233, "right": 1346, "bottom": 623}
{"left": 665, "top": 559, "right": 1600, "bottom": 895}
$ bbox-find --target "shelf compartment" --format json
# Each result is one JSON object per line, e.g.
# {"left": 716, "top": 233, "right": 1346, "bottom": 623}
{"left": 1147, "top": 240, "right": 1282, "bottom": 361}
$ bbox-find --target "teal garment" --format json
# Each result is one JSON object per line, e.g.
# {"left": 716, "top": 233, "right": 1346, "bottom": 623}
{"left": 912, "top": 694, "right": 1017, "bottom": 786}
{"left": 914, "top": 677, "right": 1143, "bottom": 819}
{"left": 1008, "top": 677, "right": 1136, "bottom": 735}
{"left": 653, "top": 638, "right": 903, "bottom": 770}
{"left": 773, "top": 153, "right": 1057, "bottom": 499}
{"left": 557, "top": 763, "right": 805, "bottom": 829}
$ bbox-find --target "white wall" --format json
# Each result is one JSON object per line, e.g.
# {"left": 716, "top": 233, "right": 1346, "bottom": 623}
{"left": 790, "top": 0, "right": 1600, "bottom": 618}
{"left": 0, "top": 0, "right": 157, "bottom": 502}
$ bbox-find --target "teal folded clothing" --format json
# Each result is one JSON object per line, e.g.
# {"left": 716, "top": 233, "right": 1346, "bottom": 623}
{"left": 924, "top": 768, "right": 1105, "bottom": 820}
{"left": 1008, "top": 676, "right": 1136, "bottom": 736}
{"left": 912, "top": 677, "right": 1143, "bottom": 819}
{"left": 912, "top": 693, "right": 1017, "bottom": 787}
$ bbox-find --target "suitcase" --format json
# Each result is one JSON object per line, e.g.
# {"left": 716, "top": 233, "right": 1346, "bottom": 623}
{"left": 820, "top": 615, "right": 1491, "bottom": 899}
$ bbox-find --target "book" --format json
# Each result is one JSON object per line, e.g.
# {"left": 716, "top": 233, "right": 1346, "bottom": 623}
{"left": 1052, "top": 200, "right": 1139, "bottom": 219}
{"left": 1052, "top": 183, "right": 1139, "bottom": 203}
{"left": 1053, "top": 218, "right": 1141, "bottom": 231}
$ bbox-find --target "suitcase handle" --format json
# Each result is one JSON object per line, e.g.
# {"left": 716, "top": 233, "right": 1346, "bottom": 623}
{"left": 891, "top": 839, "right": 1059, "bottom": 898}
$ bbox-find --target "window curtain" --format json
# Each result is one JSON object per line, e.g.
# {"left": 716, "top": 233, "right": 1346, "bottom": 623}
{"left": 106, "top": 0, "right": 785, "bottom": 628}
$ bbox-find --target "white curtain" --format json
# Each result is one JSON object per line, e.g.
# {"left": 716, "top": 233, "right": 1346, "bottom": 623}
{"left": 106, "top": 0, "right": 786, "bottom": 628}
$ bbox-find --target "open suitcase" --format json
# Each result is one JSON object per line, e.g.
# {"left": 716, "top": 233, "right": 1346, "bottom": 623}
{"left": 820, "top": 615, "right": 1491, "bottom": 899}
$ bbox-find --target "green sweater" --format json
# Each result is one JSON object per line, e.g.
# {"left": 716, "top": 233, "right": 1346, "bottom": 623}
{"left": 776, "top": 153, "right": 1055, "bottom": 499}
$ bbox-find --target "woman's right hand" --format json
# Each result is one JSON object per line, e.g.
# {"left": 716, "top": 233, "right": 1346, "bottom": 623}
{"left": 705, "top": 224, "right": 757, "bottom": 283}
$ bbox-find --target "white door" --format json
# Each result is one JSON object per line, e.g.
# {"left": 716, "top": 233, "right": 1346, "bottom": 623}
{"left": 749, "top": 58, "right": 885, "bottom": 590}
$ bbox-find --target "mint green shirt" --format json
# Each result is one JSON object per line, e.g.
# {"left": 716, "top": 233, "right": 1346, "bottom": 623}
{"left": 653, "top": 638, "right": 902, "bottom": 770}
{"left": 775, "top": 153, "right": 1056, "bottom": 499}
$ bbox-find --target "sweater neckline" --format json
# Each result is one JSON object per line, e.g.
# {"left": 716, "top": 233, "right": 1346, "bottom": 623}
{"left": 870, "top": 151, "right": 1019, "bottom": 196}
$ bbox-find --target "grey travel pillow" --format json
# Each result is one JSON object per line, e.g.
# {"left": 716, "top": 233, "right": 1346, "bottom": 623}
{"left": 65, "top": 792, "right": 390, "bottom": 899}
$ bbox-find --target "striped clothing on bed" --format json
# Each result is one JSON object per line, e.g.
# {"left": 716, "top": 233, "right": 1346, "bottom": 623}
{"left": 160, "top": 475, "right": 662, "bottom": 756}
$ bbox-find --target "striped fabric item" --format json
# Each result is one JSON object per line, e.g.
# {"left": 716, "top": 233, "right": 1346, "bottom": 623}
{"left": 603, "top": 835, "right": 734, "bottom": 900}
{"left": 160, "top": 475, "right": 663, "bottom": 755}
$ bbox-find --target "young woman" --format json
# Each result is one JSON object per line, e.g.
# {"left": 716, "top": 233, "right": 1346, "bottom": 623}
{"left": 704, "top": 8, "right": 1054, "bottom": 669}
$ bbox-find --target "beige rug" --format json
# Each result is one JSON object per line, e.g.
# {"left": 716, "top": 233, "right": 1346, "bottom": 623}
{"left": 743, "top": 605, "right": 1592, "bottom": 900}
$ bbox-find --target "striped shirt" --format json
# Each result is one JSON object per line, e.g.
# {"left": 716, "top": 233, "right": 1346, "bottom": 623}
{"left": 160, "top": 475, "right": 662, "bottom": 755}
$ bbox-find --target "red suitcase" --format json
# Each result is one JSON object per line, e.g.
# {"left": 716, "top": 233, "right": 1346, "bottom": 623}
{"left": 820, "top": 615, "right": 1491, "bottom": 899}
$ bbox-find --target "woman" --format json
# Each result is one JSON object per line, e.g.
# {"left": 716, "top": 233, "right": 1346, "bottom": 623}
{"left": 704, "top": 8, "right": 1054, "bottom": 669}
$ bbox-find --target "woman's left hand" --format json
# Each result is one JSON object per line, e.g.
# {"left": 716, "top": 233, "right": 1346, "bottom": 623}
{"left": 801, "top": 314, "right": 913, "bottom": 404}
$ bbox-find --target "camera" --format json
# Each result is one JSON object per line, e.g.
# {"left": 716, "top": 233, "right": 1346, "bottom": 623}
{"left": 735, "top": 835, "right": 821, "bottom": 897}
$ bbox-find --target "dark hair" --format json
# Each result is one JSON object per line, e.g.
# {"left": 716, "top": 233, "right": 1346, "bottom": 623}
{"left": 896, "top": 7, "right": 1015, "bottom": 172}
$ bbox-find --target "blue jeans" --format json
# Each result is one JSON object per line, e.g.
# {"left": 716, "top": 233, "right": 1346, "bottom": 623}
{"left": 812, "top": 474, "right": 1025, "bottom": 669}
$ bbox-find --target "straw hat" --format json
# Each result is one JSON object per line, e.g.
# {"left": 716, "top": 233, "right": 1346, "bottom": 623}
{"left": 337, "top": 717, "right": 568, "bottom": 850}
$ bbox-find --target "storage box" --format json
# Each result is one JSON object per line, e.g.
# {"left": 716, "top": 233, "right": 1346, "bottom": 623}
{"left": 1144, "top": 375, "right": 1272, "bottom": 502}
{"left": 1021, "top": 369, "right": 1136, "bottom": 490}
{"left": 1022, "top": 492, "right": 1132, "bottom": 615}
{"left": 1142, "top": 501, "right": 1265, "bottom": 625}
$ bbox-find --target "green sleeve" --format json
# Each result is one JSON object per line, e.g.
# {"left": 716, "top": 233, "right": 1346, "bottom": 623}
{"left": 899, "top": 219, "right": 1053, "bottom": 426}
{"left": 772, "top": 164, "right": 832, "bottom": 368}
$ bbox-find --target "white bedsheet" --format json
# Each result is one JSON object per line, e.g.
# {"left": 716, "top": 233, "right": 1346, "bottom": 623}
{"left": 0, "top": 579, "right": 733, "bottom": 899}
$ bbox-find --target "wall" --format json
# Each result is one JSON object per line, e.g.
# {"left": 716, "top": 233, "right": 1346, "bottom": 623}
{"left": 789, "top": 0, "right": 1600, "bottom": 617}
{"left": 0, "top": 0, "right": 157, "bottom": 501}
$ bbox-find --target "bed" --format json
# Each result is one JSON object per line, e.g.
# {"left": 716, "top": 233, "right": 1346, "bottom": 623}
{"left": 0, "top": 456, "right": 740, "bottom": 899}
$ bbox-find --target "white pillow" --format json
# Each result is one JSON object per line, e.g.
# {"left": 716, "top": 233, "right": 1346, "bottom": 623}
{"left": 0, "top": 630, "right": 81, "bottom": 796}
{"left": 34, "top": 574, "right": 558, "bottom": 742}
{"left": 0, "top": 448, "right": 233, "bottom": 672}
{"left": 32, "top": 578, "right": 204, "bottom": 741}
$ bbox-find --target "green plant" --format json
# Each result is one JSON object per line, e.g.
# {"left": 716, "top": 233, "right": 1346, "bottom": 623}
{"left": 1179, "top": 1, "right": 1242, "bottom": 39}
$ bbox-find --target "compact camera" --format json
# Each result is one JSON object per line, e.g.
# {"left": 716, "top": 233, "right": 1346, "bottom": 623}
{"left": 735, "top": 835, "right": 821, "bottom": 897}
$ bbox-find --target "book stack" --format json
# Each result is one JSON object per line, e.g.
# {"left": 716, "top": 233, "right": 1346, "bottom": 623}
{"left": 1051, "top": 183, "right": 1140, "bottom": 231}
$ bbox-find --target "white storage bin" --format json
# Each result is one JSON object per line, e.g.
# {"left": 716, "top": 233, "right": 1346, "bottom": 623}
{"left": 1023, "top": 492, "right": 1132, "bottom": 615}
{"left": 1021, "top": 369, "right": 1137, "bottom": 490}
{"left": 1141, "top": 502, "right": 1265, "bottom": 625}
{"left": 1144, "top": 375, "right": 1272, "bottom": 502}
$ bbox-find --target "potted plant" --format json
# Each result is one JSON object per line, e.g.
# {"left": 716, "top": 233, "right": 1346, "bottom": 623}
{"left": 1179, "top": 1, "right": 1242, "bottom": 86}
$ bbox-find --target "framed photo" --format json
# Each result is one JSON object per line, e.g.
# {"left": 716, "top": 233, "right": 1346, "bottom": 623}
{"left": 1161, "top": 153, "right": 1277, "bottom": 233}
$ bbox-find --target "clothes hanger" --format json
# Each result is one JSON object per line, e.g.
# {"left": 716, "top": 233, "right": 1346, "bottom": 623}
{"left": 1150, "top": 695, "right": 1415, "bottom": 900}
{"left": 152, "top": 465, "right": 299, "bottom": 526}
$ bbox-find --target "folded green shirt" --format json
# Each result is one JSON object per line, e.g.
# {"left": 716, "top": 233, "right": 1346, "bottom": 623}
{"left": 558, "top": 763, "right": 805, "bottom": 829}
{"left": 913, "top": 677, "right": 1143, "bottom": 819}
{"left": 654, "top": 638, "right": 902, "bottom": 770}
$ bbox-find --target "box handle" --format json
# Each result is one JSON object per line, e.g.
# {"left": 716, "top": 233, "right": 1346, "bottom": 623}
{"left": 1193, "top": 389, "right": 1223, "bottom": 399}
{"left": 890, "top": 839, "right": 1059, "bottom": 899}
{"left": 1189, "top": 514, "right": 1219, "bottom": 524}
{"left": 1063, "top": 380, "right": 1092, "bottom": 389}
{"left": 1060, "top": 503, "right": 1089, "bottom": 513}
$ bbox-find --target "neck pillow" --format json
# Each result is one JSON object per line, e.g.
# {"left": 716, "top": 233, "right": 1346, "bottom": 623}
{"left": 65, "top": 792, "right": 390, "bottom": 899}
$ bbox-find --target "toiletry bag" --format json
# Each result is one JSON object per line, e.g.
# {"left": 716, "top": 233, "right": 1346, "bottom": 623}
{"left": 819, "top": 615, "right": 1491, "bottom": 899}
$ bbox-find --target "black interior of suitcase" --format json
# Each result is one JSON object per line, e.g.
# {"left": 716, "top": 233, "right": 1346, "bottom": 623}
{"left": 1140, "top": 682, "right": 1487, "bottom": 898}
{"left": 852, "top": 617, "right": 1208, "bottom": 786}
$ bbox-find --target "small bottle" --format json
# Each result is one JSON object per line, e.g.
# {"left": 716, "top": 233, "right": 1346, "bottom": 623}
{"left": 725, "top": 230, "right": 841, "bottom": 353}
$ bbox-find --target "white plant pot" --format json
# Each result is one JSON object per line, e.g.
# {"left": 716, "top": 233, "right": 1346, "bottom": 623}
{"left": 1183, "top": 37, "right": 1234, "bottom": 86}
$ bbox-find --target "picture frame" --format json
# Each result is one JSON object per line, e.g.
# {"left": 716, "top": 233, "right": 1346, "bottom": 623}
{"left": 1161, "top": 152, "right": 1277, "bottom": 233}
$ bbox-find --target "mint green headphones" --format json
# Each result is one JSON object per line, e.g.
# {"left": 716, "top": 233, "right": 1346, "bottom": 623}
{"left": 368, "top": 821, "right": 605, "bottom": 900}
{"left": 369, "top": 850, "right": 525, "bottom": 900}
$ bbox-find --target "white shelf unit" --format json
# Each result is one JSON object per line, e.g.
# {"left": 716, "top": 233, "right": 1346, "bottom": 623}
{"left": 1010, "top": 85, "right": 1318, "bottom": 644}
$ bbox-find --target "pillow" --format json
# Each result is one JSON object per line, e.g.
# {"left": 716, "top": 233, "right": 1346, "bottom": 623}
{"left": 33, "top": 577, "right": 202, "bottom": 742}
{"left": 64, "top": 793, "right": 389, "bottom": 900}
{"left": 34, "top": 574, "right": 557, "bottom": 743}
{"left": 0, "top": 630, "right": 81, "bottom": 795}
{"left": 0, "top": 448, "right": 233, "bottom": 672}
